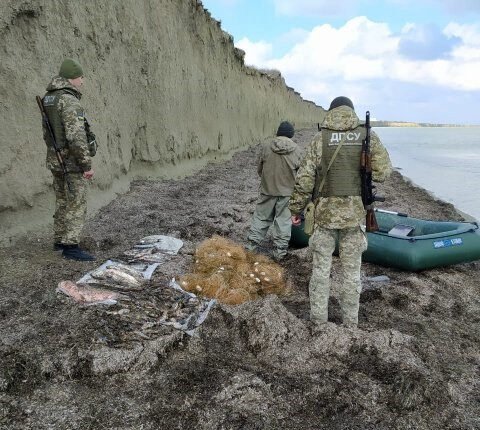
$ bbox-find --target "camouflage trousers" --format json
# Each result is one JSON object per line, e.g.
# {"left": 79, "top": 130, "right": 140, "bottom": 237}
{"left": 247, "top": 194, "right": 291, "bottom": 257}
{"left": 51, "top": 171, "right": 87, "bottom": 245}
{"left": 308, "top": 226, "right": 368, "bottom": 326}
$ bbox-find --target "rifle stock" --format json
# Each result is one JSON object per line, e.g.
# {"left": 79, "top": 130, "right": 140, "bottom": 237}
{"left": 365, "top": 208, "right": 379, "bottom": 232}
{"left": 36, "top": 95, "right": 72, "bottom": 193}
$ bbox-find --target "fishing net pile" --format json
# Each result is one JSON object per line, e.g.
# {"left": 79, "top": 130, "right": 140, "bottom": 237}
{"left": 178, "top": 235, "right": 289, "bottom": 305}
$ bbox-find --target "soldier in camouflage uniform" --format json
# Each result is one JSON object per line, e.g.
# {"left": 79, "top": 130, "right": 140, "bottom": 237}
{"left": 246, "top": 121, "right": 302, "bottom": 261}
{"left": 41, "top": 58, "right": 97, "bottom": 261}
{"left": 289, "top": 97, "right": 392, "bottom": 327}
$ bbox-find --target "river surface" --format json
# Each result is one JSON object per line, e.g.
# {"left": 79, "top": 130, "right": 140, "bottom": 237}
{"left": 374, "top": 127, "right": 480, "bottom": 221}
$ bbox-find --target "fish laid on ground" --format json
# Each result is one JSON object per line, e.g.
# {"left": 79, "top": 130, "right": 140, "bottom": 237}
{"left": 123, "top": 248, "right": 168, "bottom": 263}
{"left": 105, "top": 263, "right": 145, "bottom": 283}
{"left": 90, "top": 267, "right": 144, "bottom": 290}
{"left": 57, "top": 281, "right": 119, "bottom": 305}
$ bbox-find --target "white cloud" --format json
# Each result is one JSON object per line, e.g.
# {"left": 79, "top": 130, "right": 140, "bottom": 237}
{"left": 234, "top": 16, "right": 480, "bottom": 121}
{"left": 235, "top": 16, "right": 480, "bottom": 98}
{"left": 236, "top": 37, "right": 273, "bottom": 67}
{"left": 266, "top": 17, "right": 399, "bottom": 88}
{"left": 444, "top": 22, "right": 480, "bottom": 59}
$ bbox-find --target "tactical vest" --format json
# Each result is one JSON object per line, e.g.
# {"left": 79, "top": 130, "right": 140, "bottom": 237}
{"left": 318, "top": 126, "right": 366, "bottom": 197}
{"left": 42, "top": 89, "right": 79, "bottom": 150}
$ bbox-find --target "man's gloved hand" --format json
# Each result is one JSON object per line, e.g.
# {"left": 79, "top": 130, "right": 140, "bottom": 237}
{"left": 83, "top": 169, "right": 94, "bottom": 180}
{"left": 291, "top": 214, "right": 302, "bottom": 226}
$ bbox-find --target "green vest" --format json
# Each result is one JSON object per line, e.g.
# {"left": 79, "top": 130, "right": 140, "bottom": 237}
{"left": 318, "top": 126, "right": 366, "bottom": 197}
{"left": 42, "top": 88, "right": 78, "bottom": 150}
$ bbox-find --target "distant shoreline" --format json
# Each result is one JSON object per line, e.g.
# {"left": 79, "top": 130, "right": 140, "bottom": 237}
{"left": 372, "top": 121, "right": 480, "bottom": 128}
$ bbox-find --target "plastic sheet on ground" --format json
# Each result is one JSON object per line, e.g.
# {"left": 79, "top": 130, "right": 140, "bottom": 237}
{"left": 158, "top": 279, "right": 216, "bottom": 336}
{"left": 123, "top": 235, "right": 184, "bottom": 262}
{"left": 134, "top": 235, "right": 184, "bottom": 254}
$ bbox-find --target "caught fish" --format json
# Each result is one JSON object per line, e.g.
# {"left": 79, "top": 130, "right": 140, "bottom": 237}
{"left": 57, "top": 281, "right": 119, "bottom": 305}
{"left": 105, "top": 263, "right": 145, "bottom": 283}
{"left": 90, "top": 267, "right": 144, "bottom": 290}
{"left": 123, "top": 248, "right": 167, "bottom": 263}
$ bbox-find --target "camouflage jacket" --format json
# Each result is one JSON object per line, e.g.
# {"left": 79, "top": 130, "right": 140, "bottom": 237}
{"left": 42, "top": 76, "right": 91, "bottom": 173}
{"left": 289, "top": 106, "right": 392, "bottom": 229}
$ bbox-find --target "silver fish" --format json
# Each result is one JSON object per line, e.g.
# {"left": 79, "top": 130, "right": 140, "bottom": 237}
{"left": 105, "top": 263, "right": 145, "bottom": 283}
{"left": 91, "top": 267, "right": 143, "bottom": 290}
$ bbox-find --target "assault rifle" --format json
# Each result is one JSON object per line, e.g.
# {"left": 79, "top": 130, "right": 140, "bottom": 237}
{"left": 361, "top": 111, "right": 384, "bottom": 232}
{"left": 36, "top": 95, "right": 72, "bottom": 192}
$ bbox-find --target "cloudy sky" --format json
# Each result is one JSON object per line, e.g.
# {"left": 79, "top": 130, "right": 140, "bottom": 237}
{"left": 201, "top": 0, "right": 480, "bottom": 124}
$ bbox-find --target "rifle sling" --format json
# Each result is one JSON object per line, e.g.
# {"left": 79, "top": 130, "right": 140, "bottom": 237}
{"left": 312, "top": 132, "right": 348, "bottom": 202}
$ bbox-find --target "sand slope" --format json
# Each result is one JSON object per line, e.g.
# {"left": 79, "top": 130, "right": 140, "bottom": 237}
{"left": 0, "top": 0, "right": 324, "bottom": 244}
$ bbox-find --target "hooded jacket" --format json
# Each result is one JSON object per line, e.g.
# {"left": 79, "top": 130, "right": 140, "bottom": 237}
{"left": 42, "top": 76, "right": 91, "bottom": 173}
{"left": 289, "top": 106, "right": 392, "bottom": 229}
{"left": 257, "top": 136, "right": 302, "bottom": 196}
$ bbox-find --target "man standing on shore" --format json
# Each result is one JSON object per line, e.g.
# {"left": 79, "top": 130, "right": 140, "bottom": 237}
{"left": 246, "top": 121, "right": 302, "bottom": 261}
{"left": 289, "top": 97, "right": 392, "bottom": 328}
{"left": 41, "top": 58, "right": 96, "bottom": 261}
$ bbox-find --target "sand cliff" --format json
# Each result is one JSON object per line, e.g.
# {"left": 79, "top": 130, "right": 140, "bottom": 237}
{"left": 0, "top": 0, "right": 325, "bottom": 245}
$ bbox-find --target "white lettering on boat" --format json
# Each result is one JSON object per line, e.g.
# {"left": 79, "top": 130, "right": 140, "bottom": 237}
{"left": 433, "top": 238, "right": 463, "bottom": 249}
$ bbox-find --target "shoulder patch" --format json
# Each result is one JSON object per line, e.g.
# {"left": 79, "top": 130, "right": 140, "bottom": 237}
{"left": 43, "top": 95, "right": 56, "bottom": 106}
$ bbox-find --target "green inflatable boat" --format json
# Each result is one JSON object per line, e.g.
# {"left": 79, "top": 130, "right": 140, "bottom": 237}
{"left": 290, "top": 209, "right": 480, "bottom": 271}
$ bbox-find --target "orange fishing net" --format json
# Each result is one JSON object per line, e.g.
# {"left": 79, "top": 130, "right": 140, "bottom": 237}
{"left": 178, "top": 235, "right": 288, "bottom": 305}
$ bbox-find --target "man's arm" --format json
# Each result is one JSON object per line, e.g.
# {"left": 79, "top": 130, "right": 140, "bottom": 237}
{"left": 256, "top": 143, "right": 265, "bottom": 177}
{"left": 59, "top": 94, "right": 92, "bottom": 173}
{"left": 288, "top": 134, "right": 321, "bottom": 216}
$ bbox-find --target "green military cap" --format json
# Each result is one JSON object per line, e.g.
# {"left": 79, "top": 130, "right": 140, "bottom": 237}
{"left": 59, "top": 58, "right": 84, "bottom": 79}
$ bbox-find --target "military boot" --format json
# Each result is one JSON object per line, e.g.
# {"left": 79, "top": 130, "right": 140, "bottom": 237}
{"left": 62, "top": 245, "right": 96, "bottom": 261}
{"left": 53, "top": 242, "right": 65, "bottom": 251}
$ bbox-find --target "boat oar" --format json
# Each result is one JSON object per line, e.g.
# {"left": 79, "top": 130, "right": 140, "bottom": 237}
{"left": 375, "top": 209, "right": 408, "bottom": 217}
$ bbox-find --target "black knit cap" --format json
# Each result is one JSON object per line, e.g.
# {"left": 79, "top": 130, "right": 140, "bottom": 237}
{"left": 328, "top": 96, "right": 354, "bottom": 111}
{"left": 276, "top": 121, "right": 294, "bottom": 138}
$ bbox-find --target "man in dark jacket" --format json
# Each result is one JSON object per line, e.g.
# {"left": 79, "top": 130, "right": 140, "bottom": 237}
{"left": 246, "top": 121, "right": 302, "bottom": 261}
{"left": 41, "top": 58, "right": 97, "bottom": 261}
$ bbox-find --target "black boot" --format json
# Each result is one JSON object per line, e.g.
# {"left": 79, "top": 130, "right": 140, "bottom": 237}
{"left": 53, "top": 242, "right": 65, "bottom": 251}
{"left": 62, "top": 245, "right": 96, "bottom": 261}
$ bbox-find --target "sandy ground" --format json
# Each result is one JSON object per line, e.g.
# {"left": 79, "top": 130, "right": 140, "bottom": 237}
{"left": 0, "top": 128, "right": 479, "bottom": 430}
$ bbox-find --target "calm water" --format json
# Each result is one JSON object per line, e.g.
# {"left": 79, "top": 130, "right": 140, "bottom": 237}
{"left": 374, "top": 127, "right": 480, "bottom": 221}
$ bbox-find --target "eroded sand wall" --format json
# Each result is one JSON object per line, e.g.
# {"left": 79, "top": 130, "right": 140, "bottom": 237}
{"left": 0, "top": 0, "right": 325, "bottom": 245}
